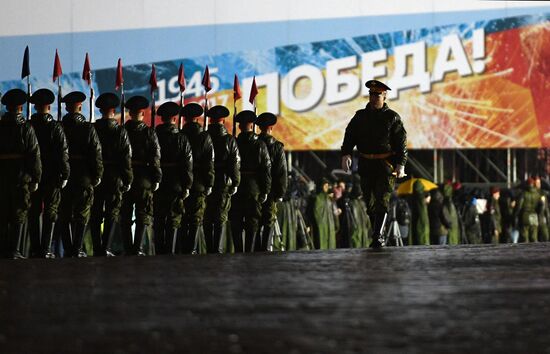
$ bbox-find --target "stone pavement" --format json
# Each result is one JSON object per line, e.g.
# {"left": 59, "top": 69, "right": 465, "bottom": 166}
{"left": 1, "top": 243, "right": 550, "bottom": 353}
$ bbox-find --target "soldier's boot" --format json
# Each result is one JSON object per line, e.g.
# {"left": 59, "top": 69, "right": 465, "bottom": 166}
{"left": 28, "top": 217, "right": 42, "bottom": 258}
{"left": 42, "top": 221, "right": 56, "bottom": 259}
{"left": 103, "top": 221, "right": 117, "bottom": 257}
{"left": 60, "top": 222, "right": 74, "bottom": 257}
{"left": 245, "top": 225, "right": 257, "bottom": 253}
{"left": 261, "top": 225, "right": 272, "bottom": 252}
{"left": 165, "top": 227, "right": 178, "bottom": 255}
{"left": 189, "top": 224, "right": 200, "bottom": 255}
{"left": 11, "top": 223, "right": 26, "bottom": 259}
{"left": 73, "top": 222, "right": 88, "bottom": 258}
{"left": 203, "top": 223, "right": 214, "bottom": 254}
{"left": 369, "top": 212, "right": 388, "bottom": 249}
{"left": 231, "top": 224, "right": 244, "bottom": 253}
{"left": 121, "top": 225, "right": 133, "bottom": 255}
{"left": 133, "top": 223, "right": 147, "bottom": 256}
{"left": 90, "top": 222, "right": 104, "bottom": 256}
{"left": 214, "top": 223, "right": 226, "bottom": 254}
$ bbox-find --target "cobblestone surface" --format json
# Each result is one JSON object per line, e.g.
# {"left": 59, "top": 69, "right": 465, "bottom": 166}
{"left": 1, "top": 243, "right": 550, "bottom": 353}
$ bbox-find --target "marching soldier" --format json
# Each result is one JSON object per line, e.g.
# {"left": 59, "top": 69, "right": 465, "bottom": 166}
{"left": 0, "top": 89, "right": 41, "bottom": 259}
{"left": 204, "top": 105, "right": 240, "bottom": 253}
{"left": 255, "top": 112, "right": 287, "bottom": 251}
{"left": 90, "top": 92, "right": 133, "bottom": 256}
{"left": 229, "top": 110, "right": 271, "bottom": 252}
{"left": 58, "top": 91, "right": 103, "bottom": 257}
{"left": 180, "top": 103, "right": 215, "bottom": 254}
{"left": 341, "top": 80, "right": 407, "bottom": 248}
{"left": 154, "top": 101, "right": 193, "bottom": 255}
{"left": 122, "top": 95, "right": 161, "bottom": 256}
{"left": 28, "top": 89, "right": 69, "bottom": 258}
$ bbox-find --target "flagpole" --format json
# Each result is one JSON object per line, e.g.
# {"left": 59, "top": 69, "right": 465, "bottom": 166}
{"left": 203, "top": 91, "right": 208, "bottom": 132}
{"left": 252, "top": 100, "right": 257, "bottom": 134}
{"left": 232, "top": 100, "right": 237, "bottom": 136}
{"left": 120, "top": 83, "right": 125, "bottom": 125}
{"left": 57, "top": 77, "right": 62, "bottom": 122}
{"left": 151, "top": 90, "right": 156, "bottom": 128}
{"left": 26, "top": 76, "right": 32, "bottom": 120}
{"left": 89, "top": 72, "right": 94, "bottom": 123}
{"left": 178, "top": 92, "right": 184, "bottom": 130}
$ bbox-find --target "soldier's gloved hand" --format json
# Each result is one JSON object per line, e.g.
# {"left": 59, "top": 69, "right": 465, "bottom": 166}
{"left": 122, "top": 184, "right": 131, "bottom": 193}
{"left": 182, "top": 189, "right": 190, "bottom": 200}
{"left": 260, "top": 194, "right": 268, "bottom": 204}
{"left": 60, "top": 180, "right": 68, "bottom": 189}
{"left": 394, "top": 164, "right": 406, "bottom": 178}
{"left": 206, "top": 187, "right": 212, "bottom": 196}
{"left": 30, "top": 183, "right": 39, "bottom": 192}
{"left": 229, "top": 186, "right": 238, "bottom": 196}
{"left": 341, "top": 155, "right": 352, "bottom": 172}
{"left": 93, "top": 178, "right": 101, "bottom": 187}
{"left": 153, "top": 182, "right": 160, "bottom": 192}
{"left": 278, "top": 197, "right": 283, "bottom": 202}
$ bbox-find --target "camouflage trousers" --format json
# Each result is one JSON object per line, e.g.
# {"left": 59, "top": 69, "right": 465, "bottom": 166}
{"left": 58, "top": 183, "right": 94, "bottom": 225}
{"left": 358, "top": 158, "right": 396, "bottom": 214}
{"left": 229, "top": 191, "right": 262, "bottom": 252}
{"left": 29, "top": 183, "right": 62, "bottom": 223}
{"left": 154, "top": 190, "right": 184, "bottom": 230}
{"left": 90, "top": 177, "right": 124, "bottom": 225}
{"left": 121, "top": 185, "right": 154, "bottom": 227}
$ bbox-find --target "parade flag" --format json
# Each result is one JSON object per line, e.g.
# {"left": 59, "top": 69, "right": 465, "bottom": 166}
{"left": 149, "top": 64, "right": 158, "bottom": 93}
{"left": 21, "top": 46, "right": 30, "bottom": 79}
{"left": 202, "top": 65, "right": 211, "bottom": 92}
{"left": 249, "top": 76, "right": 258, "bottom": 104}
{"left": 233, "top": 74, "right": 242, "bottom": 101}
{"left": 178, "top": 63, "right": 186, "bottom": 92}
{"left": 82, "top": 53, "right": 92, "bottom": 86}
{"left": 53, "top": 49, "right": 62, "bottom": 82}
{"left": 115, "top": 58, "right": 123, "bottom": 90}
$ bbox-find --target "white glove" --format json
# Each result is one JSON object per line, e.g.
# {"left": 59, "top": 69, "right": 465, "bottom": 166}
{"left": 60, "top": 180, "right": 68, "bottom": 189}
{"left": 122, "top": 184, "right": 131, "bottom": 193}
{"left": 153, "top": 182, "right": 160, "bottom": 192}
{"left": 206, "top": 187, "right": 212, "bottom": 196}
{"left": 182, "top": 189, "right": 190, "bottom": 200}
{"left": 30, "top": 183, "right": 39, "bottom": 192}
{"left": 277, "top": 197, "right": 283, "bottom": 202}
{"left": 93, "top": 178, "right": 102, "bottom": 187}
{"left": 260, "top": 194, "right": 268, "bottom": 204}
{"left": 229, "top": 186, "right": 238, "bottom": 196}
{"left": 341, "top": 155, "right": 352, "bottom": 172}
{"left": 394, "top": 164, "right": 406, "bottom": 178}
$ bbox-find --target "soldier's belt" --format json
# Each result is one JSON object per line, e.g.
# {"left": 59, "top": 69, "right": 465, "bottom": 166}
{"left": 132, "top": 160, "right": 151, "bottom": 167}
{"left": 0, "top": 153, "right": 24, "bottom": 160}
{"left": 359, "top": 152, "right": 394, "bottom": 160}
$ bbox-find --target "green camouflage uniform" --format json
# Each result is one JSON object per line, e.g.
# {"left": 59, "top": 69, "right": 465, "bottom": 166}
{"left": 516, "top": 186, "right": 541, "bottom": 243}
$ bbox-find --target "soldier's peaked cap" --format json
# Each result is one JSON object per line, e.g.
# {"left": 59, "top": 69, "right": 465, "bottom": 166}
{"left": 29, "top": 89, "right": 55, "bottom": 105}
{"left": 61, "top": 91, "right": 86, "bottom": 104}
{"left": 365, "top": 80, "right": 391, "bottom": 91}
{"left": 235, "top": 110, "right": 257, "bottom": 123}
{"left": 181, "top": 103, "right": 203, "bottom": 118}
{"left": 157, "top": 101, "right": 180, "bottom": 118}
{"left": 206, "top": 105, "right": 230, "bottom": 119}
{"left": 1, "top": 89, "right": 28, "bottom": 106}
{"left": 125, "top": 95, "right": 149, "bottom": 111}
{"left": 256, "top": 112, "right": 277, "bottom": 127}
{"left": 95, "top": 92, "right": 120, "bottom": 109}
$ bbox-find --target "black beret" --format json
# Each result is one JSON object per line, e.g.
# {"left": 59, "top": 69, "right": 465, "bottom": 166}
{"left": 125, "top": 95, "right": 149, "bottom": 111}
{"left": 95, "top": 92, "right": 120, "bottom": 110}
{"left": 1, "top": 89, "right": 28, "bottom": 106}
{"left": 157, "top": 101, "right": 180, "bottom": 118}
{"left": 29, "top": 89, "right": 55, "bottom": 106}
{"left": 181, "top": 103, "right": 203, "bottom": 119}
{"left": 207, "top": 105, "right": 230, "bottom": 120}
{"left": 235, "top": 110, "right": 257, "bottom": 124}
{"left": 256, "top": 112, "right": 277, "bottom": 127}
{"left": 365, "top": 80, "right": 391, "bottom": 91}
{"left": 61, "top": 91, "right": 86, "bottom": 104}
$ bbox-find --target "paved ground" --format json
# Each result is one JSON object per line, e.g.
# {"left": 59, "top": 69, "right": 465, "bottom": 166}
{"left": 1, "top": 243, "right": 550, "bottom": 353}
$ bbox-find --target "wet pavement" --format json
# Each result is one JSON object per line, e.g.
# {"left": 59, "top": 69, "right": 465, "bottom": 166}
{"left": 1, "top": 243, "right": 550, "bottom": 353}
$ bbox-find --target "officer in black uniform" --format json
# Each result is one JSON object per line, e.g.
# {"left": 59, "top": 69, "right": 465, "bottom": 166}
{"left": 204, "top": 105, "right": 240, "bottom": 253}
{"left": 154, "top": 101, "right": 193, "bottom": 255}
{"left": 91, "top": 92, "right": 133, "bottom": 256}
{"left": 341, "top": 80, "right": 407, "bottom": 248}
{"left": 0, "top": 89, "right": 41, "bottom": 259}
{"left": 28, "top": 89, "right": 69, "bottom": 258}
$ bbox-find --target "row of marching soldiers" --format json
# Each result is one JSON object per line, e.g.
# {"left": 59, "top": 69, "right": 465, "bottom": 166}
{"left": 0, "top": 87, "right": 287, "bottom": 259}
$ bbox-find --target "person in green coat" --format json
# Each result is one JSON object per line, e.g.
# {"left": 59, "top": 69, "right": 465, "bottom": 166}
{"left": 410, "top": 179, "right": 429, "bottom": 245}
{"left": 348, "top": 174, "right": 371, "bottom": 248}
{"left": 308, "top": 178, "right": 337, "bottom": 250}
{"left": 534, "top": 177, "right": 549, "bottom": 242}
{"left": 515, "top": 178, "right": 541, "bottom": 243}
{"left": 442, "top": 183, "right": 461, "bottom": 245}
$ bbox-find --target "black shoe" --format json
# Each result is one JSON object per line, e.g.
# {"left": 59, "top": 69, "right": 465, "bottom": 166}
{"left": 369, "top": 236, "right": 385, "bottom": 249}
{"left": 42, "top": 221, "right": 56, "bottom": 258}
{"left": 77, "top": 251, "right": 88, "bottom": 258}
{"left": 11, "top": 223, "right": 26, "bottom": 259}
{"left": 105, "top": 250, "right": 116, "bottom": 257}
{"left": 72, "top": 222, "right": 88, "bottom": 258}
{"left": 133, "top": 223, "right": 148, "bottom": 256}
{"left": 44, "top": 252, "right": 56, "bottom": 259}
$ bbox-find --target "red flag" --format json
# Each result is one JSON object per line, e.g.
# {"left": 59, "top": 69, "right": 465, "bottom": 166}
{"left": 202, "top": 65, "right": 211, "bottom": 92}
{"left": 178, "top": 63, "right": 186, "bottom": 92}
{"left": 52, "top": 49, "right": 62, "bottom": 82}
{"left": 233, "top": 74, "right": 242, "bottom": 101}
{"left": 82, "top": 53, "right": 91, "bottom": 86}
{"left": 115, "top": 58, "right": 124, "bottom": 90}
{"left": 149, "top": 64, "right": 158, "bottom": 93}
{"left": 249, "top": 76, "right": 258, "bottom": 104}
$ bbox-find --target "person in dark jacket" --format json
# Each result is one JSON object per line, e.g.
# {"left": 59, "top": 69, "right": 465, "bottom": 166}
{"left": 154, "top": 101, "right": 193, "bottom": 255}
{"left": 121, "top": 96, "right": 161, "bottom": 256}
{"left": 255, "top": 112, "right": 287, "bottom": 251}
{"left": 229, "top": 110, "right": 271, "bottom": 252}
{"left": 28, "top": 89, "right": 69, "bottom": 258}
{"left": 428, "top": 188, "right": 451, "bottom": 245}
{"left": 90, "top": 92, "right": 133, "bottom": 256}
{"left": 464, "top": 196, "right": 483, "bottom": 244}
{"left": 180, "top": 103, "right": 215, "bottom": 254}
{"left": 204, "top": 105, "right": 240, "bottom": 253}
{"left": 484, "top": 187, "right": 502, "bottom": 244}
{"left": 58, "top": 91, "right": 103, "bottom": 257}
{"left": 0, "top": 89, "right": 41, "bottom": 259}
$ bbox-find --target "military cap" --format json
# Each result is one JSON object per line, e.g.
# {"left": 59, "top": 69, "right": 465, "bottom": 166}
{"left": 61, "top": 91, "right": 86, "bottom": 104}
{"left": 206, "top": 105, "right": 230, "bottom": 120}
{"left": 256, "top": 112, "right": 277, "bottom": 127}
{"left": 235, "top": 110, "right": 256, "bottom": 124}
{"left": 181, "top": 103, "right": 203, "bottom": 118}
{"left": 125, "top": 95, "right": 149, "bottom": 111}
{"left": 29, "top": 89, "right": 55, "bottom": 106}
{"left": 157, "top": 101, "right": 180, "bottom": 118}
{"left": 1, "top": 88, "right": 28, "bottom": 106}
{"left": 95, "top": 92, "right": 120, "bottom": 110}
{"left": 365, "top": 80, "right": 391, "bottom": 91}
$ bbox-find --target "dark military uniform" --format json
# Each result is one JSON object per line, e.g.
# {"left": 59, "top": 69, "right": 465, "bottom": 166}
{"left": 154, "top": 102, "right": 193, "bottom": 255}
{"left": 204, "top": 106, "right": 241, "bottom": 253}
{"left": 122, "top": 96, "right": 162, "bottom": 256}
{"left": 256, "top": 112, "right": 287, "bottom": 251}
{"left": 0, "top": 89, "right": 42, "bottom": 259}
{"left": 90, "top": 93, "right": 133, "bottom": 256}
{"left": 58, "top": 91, "right": 103, "bottom": 257}
{"left": 180, "top": 103, "right": 215, "bottom": 254}
{"left": 28, "top": 89, "right": 70, "bottom": 258}
{"left": 229, "top": 110, "right": 271, "bottom": 252}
